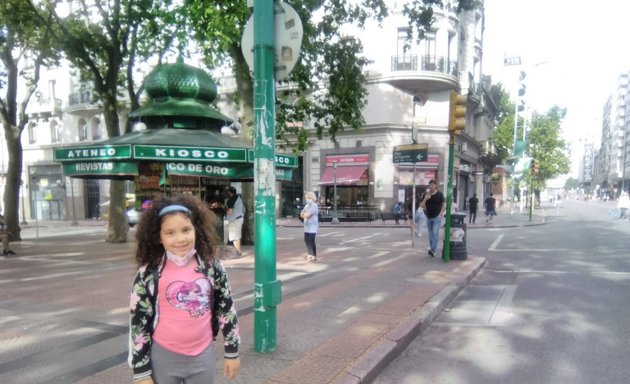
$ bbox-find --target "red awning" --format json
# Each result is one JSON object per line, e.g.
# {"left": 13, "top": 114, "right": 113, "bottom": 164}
{"left": 319, "top": 166, "right": 368, "bottom": 185}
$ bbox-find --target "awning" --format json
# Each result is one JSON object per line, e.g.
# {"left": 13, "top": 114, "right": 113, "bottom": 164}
{"left": 319, "top": 166, "right": 368, "bottom": 185}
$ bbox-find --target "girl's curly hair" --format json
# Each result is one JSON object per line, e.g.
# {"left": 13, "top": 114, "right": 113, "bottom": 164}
{"left": 134, "top": 194, "right": 221, "bottom": 269}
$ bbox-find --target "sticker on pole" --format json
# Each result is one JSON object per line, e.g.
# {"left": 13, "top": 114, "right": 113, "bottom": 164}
{"left": 241, "top": 2, "right": 304, "bottom": 80}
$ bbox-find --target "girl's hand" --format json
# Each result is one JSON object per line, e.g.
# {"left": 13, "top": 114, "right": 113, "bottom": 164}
{"left": 224, "top": 358, "right": 241, "bottom": 380}
{"left": 136, "top": 378, "right": 154, "bottom": 384}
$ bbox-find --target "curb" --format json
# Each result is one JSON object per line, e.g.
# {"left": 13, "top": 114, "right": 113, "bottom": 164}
{"left": 337, "top": 257, "right": 486, "bottom": 384}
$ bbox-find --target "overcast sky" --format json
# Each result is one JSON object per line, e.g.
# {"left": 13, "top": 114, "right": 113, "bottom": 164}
{"left": 482, "top": 0, "right": 630, "bottom": 176}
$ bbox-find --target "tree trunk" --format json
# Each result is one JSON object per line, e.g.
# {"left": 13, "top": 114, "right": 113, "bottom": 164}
{"left": 3, "top": 125, "right": 23, "bottom": 241}
{"left": 101, "top": 98, "right": 128, "bottom": 243}
{"left": 241, "top": 182, "right": 254, "bottom": 245}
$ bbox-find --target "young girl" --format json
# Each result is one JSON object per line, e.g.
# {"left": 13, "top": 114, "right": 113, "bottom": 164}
{"left": 128, "top": 194, "right": 240, "bottom": 383}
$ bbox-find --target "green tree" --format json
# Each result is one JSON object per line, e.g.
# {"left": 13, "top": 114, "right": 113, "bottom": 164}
{"left": 564, "top": 177, "right": 578, "bottom": 190}
{"left": 31, "top": 0, "right": 182, "bottom": 242}
{"left": 0, "top": 0, "right": 58, "bottom": 241}
{"left": 186, "top": 0, "right": 479, "bottom": 243}
{"left": 488, "top": 83, "right": 517, "bottom": 162}
{"left": 526, "top": 106, "right": 571, "bottom": 189}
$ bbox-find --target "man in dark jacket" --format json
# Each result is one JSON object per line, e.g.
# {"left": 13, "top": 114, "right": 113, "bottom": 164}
{"left": 420, "top": 179, "right": 445, "bottom": 258}
{"left": 468, "top": 193, "right": 479, "bottom": 224}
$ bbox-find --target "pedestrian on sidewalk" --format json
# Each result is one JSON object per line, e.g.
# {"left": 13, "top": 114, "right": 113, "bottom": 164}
{"left": 617, "top": 192, "right": 630, "bottom": 220}
{"left": 468, "top": 193, "right": 479, "bottom": 224}
{"left": 484, "top": 193, "right": 497, "bottom": 223}
{"left": 414, "top": 189, "right": 427, "bottom": 237}
{"left": 128, "top": 194, "right": 241, "bottom": 383}
{"left": 300, "top": 191, "right": 319, "bottom": 261}
{"left": 420, "top": 179, "right": 445, "bottom": 258}
{"left": 393, "top": 201, "right": 403, "bottom": 224}
{"left": 225, "top": 186, "right": 245, "bottom": 257}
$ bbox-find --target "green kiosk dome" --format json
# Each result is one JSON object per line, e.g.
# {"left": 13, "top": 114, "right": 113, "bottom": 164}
{"left": 129, "top": 58, "right": 232, "bottom": 131}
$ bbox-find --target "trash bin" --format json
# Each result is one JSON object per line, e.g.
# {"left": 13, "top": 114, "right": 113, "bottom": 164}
{"left": 446, "top": 212, "right": 467, "bottom": 260}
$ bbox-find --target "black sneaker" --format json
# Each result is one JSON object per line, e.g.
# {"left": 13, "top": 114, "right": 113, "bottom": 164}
{"left": 428, "top": 250, "right": 435, "bottom": 257}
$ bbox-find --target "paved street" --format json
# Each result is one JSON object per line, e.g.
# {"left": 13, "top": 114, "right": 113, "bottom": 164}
{"left": 374, "top": 198, "right": 630, "bottom": 384}
{"left": 0, "top": 204, "right": 551, "bottom": 384}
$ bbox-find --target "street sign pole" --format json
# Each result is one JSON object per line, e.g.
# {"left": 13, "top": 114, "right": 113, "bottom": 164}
{"left": 442, "top": 134, "right": 455, "bottom": 262}
{"left": 253, "top": 0, "right": 280, "bottom": 353}
{"left": 505, "top": 56, "right": 522, "bottom": 219}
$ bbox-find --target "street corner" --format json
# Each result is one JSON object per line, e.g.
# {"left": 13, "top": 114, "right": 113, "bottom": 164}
{"left": 450, "top": 255, "right": 486, "bottom": 284}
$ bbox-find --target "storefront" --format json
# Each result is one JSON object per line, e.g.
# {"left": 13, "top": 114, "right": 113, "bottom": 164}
{"left": 396, "top": 154, "right": 440, "bottom": 204}
{"left": 318, "top": 154, "right": 370, "bottom": 207}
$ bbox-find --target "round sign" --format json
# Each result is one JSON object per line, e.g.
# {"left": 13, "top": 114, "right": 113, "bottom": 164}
{"left": 241, "top": 2, "right": 304, "bottom": 80}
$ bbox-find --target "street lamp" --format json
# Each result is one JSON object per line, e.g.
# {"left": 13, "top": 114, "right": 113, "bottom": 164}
{"left": 411, "top": 95, "right": 421, "bottom": 246}
{"left": 20, "top": 180, "right": 28, "bottom": 225}
{"left": 30, "top": 174, "right": 39, "bottom": 241}
{"left": 331, "top": 162, "right": 339, "bottom": 224}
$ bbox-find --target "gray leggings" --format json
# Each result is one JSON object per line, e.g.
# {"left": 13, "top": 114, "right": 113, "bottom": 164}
{"left": 151, "top": 341, "right": 216, "bottom": 384}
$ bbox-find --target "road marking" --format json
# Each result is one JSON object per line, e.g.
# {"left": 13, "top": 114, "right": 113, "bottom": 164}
{"left": 373, "top": 253, "right": 408, "bottom": 267}
{"left": 488, "top": 233, "right": 569, "bottom": 252}
{"left": 488, "top": 233, "right": 504, "bottom": 250}
{"left": 0, "top": 265, "right": 127, "bottom": 284}
{"left": 319, "top": 231, "right": 345, "bottom": 237}
{"left": 340, "top": 233, "right": 383, "bottom": 244}
{"left": 495, "top": 269, "right": 630, "bottom": 276}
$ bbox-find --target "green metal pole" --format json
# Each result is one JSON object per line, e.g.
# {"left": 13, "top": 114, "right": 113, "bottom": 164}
{"left": 442, "top": 135, "right": 455, "bottom": 263}
{"left": 253, "top": 0, "right": 281, "bottom": 353}
{"left": 529, "top": 177, "right": 533, "bottom": 221}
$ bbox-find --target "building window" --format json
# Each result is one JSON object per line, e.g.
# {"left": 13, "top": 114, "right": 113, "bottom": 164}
{"left": 28, "top": 123, "right": 36, "bottom": 144}
{"left": 50, "top": 120, "right": 61, "bottom": 143}
{"left": 91, "top": 118, "right": 102, "bottom": 140}
{"left": 78, "top": 118, "right": 88, "bottom": 141}
{"left": 397, "top": 28, "right": 409, "bottom": 58}
{"left": 424, "top": 31, "right": 436, "bottom": 70}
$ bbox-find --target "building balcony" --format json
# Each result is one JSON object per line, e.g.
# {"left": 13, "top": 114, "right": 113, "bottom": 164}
{"left": 377, "top": 54, "right": 459, "bottom": 94}
{"left": 390, "top": 55, "right": 457, "bottom": 75}
{"left": 64, "top": 91, "right": 101, "bottom": 115}
{"left": 27, "top": 97, "right": 62, "bottom": 119}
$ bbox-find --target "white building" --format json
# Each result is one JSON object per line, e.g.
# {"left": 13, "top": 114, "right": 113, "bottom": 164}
{"left": 266, "top": 1, "right": 498, "bottom": 215}
{"left": 587, "top": 73, "right": 629, "bottom": 198}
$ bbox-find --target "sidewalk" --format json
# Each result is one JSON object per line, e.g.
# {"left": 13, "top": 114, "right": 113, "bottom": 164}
{"left": 277, "top": 201, "right": 552, "bottom": 230}
{"left": 12, "top": 204, "right": 548, "bottom": 384}
{"left": 233, "top": 204, "right": 547, "bottom": 384}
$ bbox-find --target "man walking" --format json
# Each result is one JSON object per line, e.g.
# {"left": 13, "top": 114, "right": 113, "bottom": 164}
{"left": 225, "top": 186, "right": 245, "bottom": 256}
{"left": 420, "top": 179, "right": 445, "bottom": 258}
{"left": 468, "top": 193, "right": 479, "bottom": 224}
{"left": 484, "top": 193, "right": 497, "bottom": 223}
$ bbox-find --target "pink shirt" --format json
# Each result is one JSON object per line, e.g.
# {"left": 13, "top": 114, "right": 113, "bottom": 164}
{"left": 153, "top": 259, "right": 213, "bottom": 355}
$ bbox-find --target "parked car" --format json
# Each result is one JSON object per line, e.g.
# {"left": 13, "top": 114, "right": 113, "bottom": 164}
{"left": 125, "top": 208, "right": 141, "bottom": 227}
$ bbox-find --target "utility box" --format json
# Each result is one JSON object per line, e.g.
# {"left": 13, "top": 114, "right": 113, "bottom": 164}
{"left": 448, "top": 213, "right": 467, "bottom": 260}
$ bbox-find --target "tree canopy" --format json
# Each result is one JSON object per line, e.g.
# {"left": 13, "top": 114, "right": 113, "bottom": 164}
{"left": 30, "top": 0, "right": 183, "bottom": 242}
{"left": 490, "top": 82, "right": 571, "bottom": 188}
{"left": 186, "top": 0, "right": 481, "bottom": 150}
{"left": 0, "top": 0, "right": 58, "bottom": 240}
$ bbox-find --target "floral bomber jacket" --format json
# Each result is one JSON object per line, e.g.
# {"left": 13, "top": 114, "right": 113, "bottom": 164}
{"left": 128, "top": 254, "right": 240, "bottom": 382}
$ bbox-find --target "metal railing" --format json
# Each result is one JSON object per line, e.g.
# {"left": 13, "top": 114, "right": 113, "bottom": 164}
{"left": 391, "top": 55, "right": 457, "bottom": 76}
{"left": 68, "top": 91, "right": 95, "bottom": 106}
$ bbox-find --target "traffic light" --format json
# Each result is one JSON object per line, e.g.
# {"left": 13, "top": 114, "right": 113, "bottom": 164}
{"left": 448, "top": 91, "right": 467, "bottom": 135}
{"left": 517, "top": 71, "right": 526, "bottom": 112}
{"left": 530, "top": 159, "right": 539, "bottom": 174}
